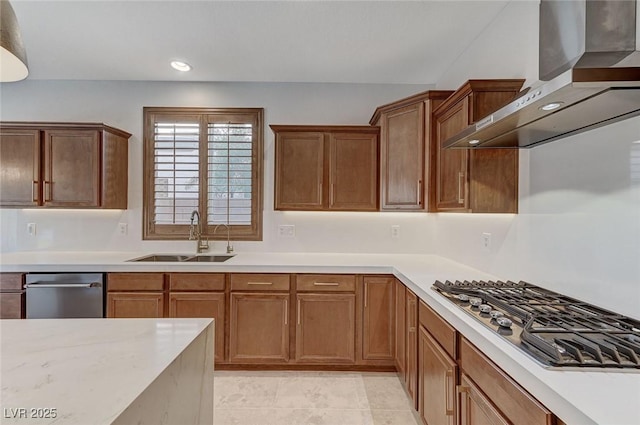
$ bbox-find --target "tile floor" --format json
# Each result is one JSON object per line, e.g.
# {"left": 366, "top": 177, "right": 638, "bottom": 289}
{"left": 213, "top": 371, "right": 420, "bottom": 425}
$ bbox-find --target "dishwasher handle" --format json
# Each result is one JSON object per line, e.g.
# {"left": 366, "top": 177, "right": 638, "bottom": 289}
{"left": 25, "top": 282, "right": 102, "bottom": 289}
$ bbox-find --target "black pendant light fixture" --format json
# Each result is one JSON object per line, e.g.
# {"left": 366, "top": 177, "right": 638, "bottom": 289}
{"left": 0, "top": 0, "right": 28, "bottom": 82}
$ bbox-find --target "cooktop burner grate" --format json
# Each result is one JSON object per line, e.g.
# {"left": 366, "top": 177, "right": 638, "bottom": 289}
{"left": 432, "top": 280, "right": 640, "bottom": 369}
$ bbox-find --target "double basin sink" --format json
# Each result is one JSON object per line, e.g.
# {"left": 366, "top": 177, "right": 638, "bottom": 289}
{"left": 127, "top": 254, "right": 234, "bottom": 263}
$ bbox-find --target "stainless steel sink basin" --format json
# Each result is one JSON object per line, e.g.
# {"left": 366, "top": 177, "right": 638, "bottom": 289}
{"left": 127, "top": 254, "right": 234, "bottom": 262}
{"left": 129, "top": 254, "right": 194, "bottom": 262}
{"left": 185, "top": 255, "right": 234, "bottom": 262}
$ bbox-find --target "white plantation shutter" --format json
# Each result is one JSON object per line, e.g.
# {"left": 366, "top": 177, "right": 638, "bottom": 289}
{"left": 207, "top": 123, "right": 253, "bottom": 225}
{"left": 153, "top": 122, "right": 200, "bottom": 224}
{"left": 143, "top": 108, "right": 263, "bottom": 240}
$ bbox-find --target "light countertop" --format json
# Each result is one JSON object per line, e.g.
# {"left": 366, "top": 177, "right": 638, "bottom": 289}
{"left": 1, "top": 251, "right": 639, "bottom": 425}
{"left": 0, "top": 318, "right": 213, "bottom": 425}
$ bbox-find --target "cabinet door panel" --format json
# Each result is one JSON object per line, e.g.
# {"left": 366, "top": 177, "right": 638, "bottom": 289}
{"left": 435, "top": 98, "right": 469, "bottom": 211}
{"left": 296, "top": 293, "right": 355, "bottom": 363}
{"left": 329, "top": 133, "right": 378, "bottom": 211}
{"left": 394, "top": 280, "right": 406, "bottom": 375}
{"left": 382, "top": 103, "right": 424, "bottom": 209}
{"left": 0, "top": 129, "right": 40, "bottom": 206}
{"left": 43, "top": 130, "right": 100, "bottom": 207}
{"left": 0, "top": 293, "right": 25, "bottom": 319}
{"left": 458, "top": 374, "right": 509, "bottom": 425}
{"left": 406, "top": 289, "right": 418, "bottom": 408}
{"left": 274, "top": 132, "right": 324, "bottom": 210}
{"left": 107, "top": 293, "right": 164, "bottom": 318}
{"left": 229, "top": 293, "right": 289, "bottom": 363}
{"left": 169, "top": 292, "right": 225, "bottom": 363}
{"left": 362, "top": 276, "right": 394, "bottom": 361}
{"left": 419, "top": 327, "right": 457, "bottom": 425}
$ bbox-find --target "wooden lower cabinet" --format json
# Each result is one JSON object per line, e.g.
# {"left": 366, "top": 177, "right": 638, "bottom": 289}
{"left": 295, "top": 293, "right": 356, "bottom": 363}
{"left": 459, "top": 338, "right": 554, "bottom": 425}
{"left": 0, "top": 273, "right": 25, "bottom": 319}
{"left": 418, "top": 326, "right": 457, "bottom": 425}
{"left": 362, "top": 276, "right": 394, "bottom": 362}
{"left": 169, "top": 292, "right": 225, "bottom": 363}
{"left": 394, "top": 280, "right": 406, "bottom": 374}
{"left": 229, "top": 292, "right": 290, "bottom": 363}
{"left": 458, "top": 373, "right": 509, "bottom": 425}
{"left": 107, "top": 292, "right": 164, "bottom": 318}
{"left": 106, "top": 273, "right": 165, "bottom": 318}
{"left": 405, "top": 289, "right": 418, "bottom": 408}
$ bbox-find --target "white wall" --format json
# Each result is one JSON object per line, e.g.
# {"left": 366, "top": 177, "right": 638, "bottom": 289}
{"left": 0, "top": 80, "right": 436, "bottom": 255}
{"left": 434, "top": 0, "right": 640, "bottom": 318}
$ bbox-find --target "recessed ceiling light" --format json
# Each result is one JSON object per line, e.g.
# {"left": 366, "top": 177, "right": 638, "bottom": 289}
{"left": 170, "top": 61, "right": 192, "bottom": 72}
{"left": 468, "top": 139, "right": 481, "bottom": 145}
{"left": 540, "top": 102, "right": 563, "bottom": 111}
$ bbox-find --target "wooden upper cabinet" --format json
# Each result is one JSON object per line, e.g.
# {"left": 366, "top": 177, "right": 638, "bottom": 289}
{"left": 271, "top": 125, "right": 379, "bottom": 211}
{"left": 43, "top": 129, "right": 100, "bottom": 207}
{"left": 274, "top": 131, "right": 324, "bottom": 210}
{"left": 431, "top": 80, "right": 523, "bottom": 213}
{"left": 371, "top": 91, "right": 452, "bottom": 211}
{"left": 0, "top": 122, "right": 130, "bottom": 209}
{"left": 0, "top": 129, "right": 40, "bottom": 206}
{"left": 329, "top": 132, "right": 377, "bottom": 211}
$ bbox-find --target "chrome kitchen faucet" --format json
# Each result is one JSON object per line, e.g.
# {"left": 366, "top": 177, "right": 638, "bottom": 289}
{"left": 189, "top": 210, "right": 209, "bottom": 254}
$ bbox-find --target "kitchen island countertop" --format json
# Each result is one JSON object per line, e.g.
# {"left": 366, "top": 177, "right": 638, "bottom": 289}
{"left": 0, "top": 318, "right": 214, "bottom": 425}
{"left": 1, "top": 250, "right": 639, "bottom": 425}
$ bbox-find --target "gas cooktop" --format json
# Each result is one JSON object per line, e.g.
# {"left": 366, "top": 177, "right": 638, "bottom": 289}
{"left": 433, "top": 280, "right": 640, "bottom": 370}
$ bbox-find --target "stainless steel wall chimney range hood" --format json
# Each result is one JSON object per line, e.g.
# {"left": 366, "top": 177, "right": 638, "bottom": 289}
{"left": 444, "top": 0, "right": 640, "bottom": 149}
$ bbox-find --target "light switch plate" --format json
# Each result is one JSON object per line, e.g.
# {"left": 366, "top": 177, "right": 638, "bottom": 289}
{"left": 27, "top": 222, "right": 36, "bottom": 236}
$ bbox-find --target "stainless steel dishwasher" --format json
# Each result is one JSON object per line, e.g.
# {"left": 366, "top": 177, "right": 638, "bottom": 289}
{"left": 25, "top": 273, "right": 105, "bottom": 318}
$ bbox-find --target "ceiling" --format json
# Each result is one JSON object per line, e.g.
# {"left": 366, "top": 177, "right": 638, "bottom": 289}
{"left": 11, "top": 0, "right": 512, "bottom": 84}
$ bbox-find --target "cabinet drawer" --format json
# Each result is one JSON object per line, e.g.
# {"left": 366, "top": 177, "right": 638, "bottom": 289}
{"left": 459, "top": 337, "right": 553, "bottom": 425}
{"left": 418, "top": 300, "right": 457, "bottom": 358}
{"left": 107, "top": 273, "right": 165, "bottom": 291}
{"left": 169, "top": 273, "right": 225, "bottom": 291}
{"left": 230, "top": 274, "right": 290, "bottom": 291}
{"left": 296, "top": 274, "right": 356, "bottom": 292}
{"left": 0, "top": 273, "right": 24, "bottom": 292}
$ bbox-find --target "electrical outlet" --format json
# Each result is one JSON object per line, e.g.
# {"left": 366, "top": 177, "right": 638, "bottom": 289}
{"left": 391, "top": 225, "right": 400, "bottom": 239}
{"left": 482, "top": 232, "right": 492, "bottom": 251}
{"left": 118, "top": 223, "right": 128, "bottom": 235}
{"left": 27, "top": 222, "right": 36, "bottom": 236}
{"left": 278, "top": 225, "right": 295, "bottom": 238}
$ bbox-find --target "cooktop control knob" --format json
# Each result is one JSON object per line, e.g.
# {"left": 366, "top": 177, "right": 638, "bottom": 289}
{"left": 456, "top": 294, "right": 469, "bottom": 302}
{"left": 469, "top": 298, "right": 483, "bottom": 307}
{"left": 479, "top": 304, "right": 492, "bottom": 313}
{"left": 496, "top": 317, "right": 513, "bottom": 328}
{"left": 489, "top": 310, "right": 504, "bottom": 319}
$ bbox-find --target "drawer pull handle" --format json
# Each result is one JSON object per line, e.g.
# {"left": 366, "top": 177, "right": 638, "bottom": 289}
{"left": 457, "top": 172, "right": 465, "bottom": 204}
{"left": 32, "top": 181, "right": 39, "bottom": 202}
{"left": 417, "top": 180, "right": 421, "bottom": 205}
{"left": 313, "top": 282, "right": 340, "bottom": 286}
{"left": 297, "top": 299, "right": 301, "bottom": 325}
{"left": 44, "top": 180, "right": 52, "bottom": 202}
{"left": 445, "top": 370, "right": 454, "bottom": 416}
{"left": 247, "top": 282, "right": 273, "bottom": 285}
{"left": 284, "top": 299, "right": 288, "bottom": 325}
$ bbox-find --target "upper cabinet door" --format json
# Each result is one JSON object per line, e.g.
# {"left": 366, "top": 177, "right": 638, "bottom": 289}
{"left": 329, "top": 132, "right": 378, "bottom": 211}
{"left": 43, "top": 130, "right": 100, "bottom": 207}
{"left": 274, "top": 131, "right": 325, "bottom": 210}
{"left": 0, "top": 129, "right": 41, "bottom": 207}
{"left": 434, "top": 97, "right": 469, "bottom": 211}
{"left": 380, "top": 103, "right": 424, "bottom": 210}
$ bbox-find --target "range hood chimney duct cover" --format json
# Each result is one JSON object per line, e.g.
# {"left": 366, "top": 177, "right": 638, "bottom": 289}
{"left": 443, "top": 0, "right": 640, "bottom": 150}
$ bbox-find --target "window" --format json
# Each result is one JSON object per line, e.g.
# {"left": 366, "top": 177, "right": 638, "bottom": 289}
{"left": 143, "top": 107, "right": 263, "bottom": 240}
